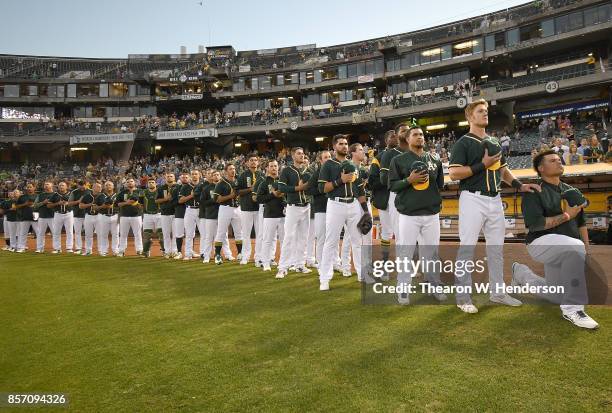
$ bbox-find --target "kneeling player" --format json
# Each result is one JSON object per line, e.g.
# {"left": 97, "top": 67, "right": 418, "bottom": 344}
{"left": 513, "top": 150, "right": 597, "bottom": 329}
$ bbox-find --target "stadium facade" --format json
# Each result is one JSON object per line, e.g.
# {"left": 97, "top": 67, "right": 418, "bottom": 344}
{"left": 0, "top": 0, "right": 610, "bottom": 239}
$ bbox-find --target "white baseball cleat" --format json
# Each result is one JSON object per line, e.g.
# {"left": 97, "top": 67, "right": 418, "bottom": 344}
{"left": 183, "top": 256, "right": 192, "bottom": 261}
{"left": 490, "top": 294, "right": 522, "bottom": 307}
{"left": 226, "top": 256, "right": 236, "bottom": 262}
{"left": 457, "top": 303, "right": 479, "bottom": 314}
{"left": 174, "top": 252, "right": 183, "bottom": 260}
{"left": 74, "top": 250, "right": 82, "bottom": 255}
{"left": 164, "top": 253, "right": 171, "bottom": 259}
{"left": 239, "top": 260, "right": 248, "bottom": 265}
{"left": 35, "top": 249, "right": 43, "bottom": 254}
{"left": 341, "top": 270, "right": 352, "bottom": 278}
{"left": 288, "top": 265, "right": 297, "bottom": 272}
{"left": 15, "top": 249, "right": 25, "bottom": 253}
{"left": 236, "top": 253, "right": 243, "bottom": 262}
{"left": 2, "top": 246, "right": 10, "bottom": 251}
{"left": 398, "top": 293, "right": 410, "bottom": 306}
{"left": 99, "top": 252, "right": 107, "bottom": 257}
{"left": 255, "top": 261, "right": 263, "bottom": 268}
{"left": 333, "top": 265, "right": 343, "bottom": 272}
{"left": 563, "top": 311, "right": 599, "bottom": 329}
{"left": 263, "top": 264, "right": 271, "bottom": 272}
{"left": 84, "top": 251, "right": 92, "bottom": 256}
{"left": 319, "top": 281, "right": 330, "bottom": 291}
{"left": 295, "top": 266, "right": 312, "bottom": 274}
{"left": 214, "top": 255, "right": 223, "bottom": 265}
{"left": 270, "top": 260, "right": 278, "bottom": 267}
{"left": 275, "top": 269, "right": 287, "bottom": 279}
{"left": 116, "top": 252, "right": 124, "bottom": 257}
{"left": 66, "top": 249, "right": 74, "bottom": 253}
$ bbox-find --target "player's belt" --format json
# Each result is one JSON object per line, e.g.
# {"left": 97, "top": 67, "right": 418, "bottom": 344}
{"left": 55, "top": 211, "right": 69, "bottom": 214}
{"left": 102, "top": 213, "right": 116, "bottom": 217}
{"left": 287, "top": 203, "right": 308, "bottom": 207}
{"left": 467, "top": 189, "right": 498, "bottom": 198}
{"left": 331, "top": 197, "right": 355, "bottom": 203}
{"left": 188, "top": 206, "right": 199, "bottom": 209}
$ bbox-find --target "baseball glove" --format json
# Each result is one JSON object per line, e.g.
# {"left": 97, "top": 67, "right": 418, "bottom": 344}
{"left": 357, "top": 212, "right": 373, "bottom": 235}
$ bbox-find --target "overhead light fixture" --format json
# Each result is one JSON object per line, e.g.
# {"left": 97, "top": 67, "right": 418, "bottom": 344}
{"left": 315, "top": 137, "right": 325, "bottom": 142}
{"left": 480, "top": 75, "right": 488, "bottom": 79}
{"left": 234, "top": 142, "right": 242, "bottom": 147}
{"left": 588, "top": 52, "right": 593, "bottom": 56}
{"left": 454, "top": 40, "right": 478, "bottom": 50}
{"left": 426, "top": 123, "right": 447, "bottom": 131}
{"left": 421, "top": 48, "right": 441, "bottom": 57}
{"left": 458, "top": 121, "right": 469, "bottom": 127}
{"left": 70, "top": 147, "right": 88, "bottom": 151}
{"left": 154, "top": 145, "right": 162, "bottom": 150}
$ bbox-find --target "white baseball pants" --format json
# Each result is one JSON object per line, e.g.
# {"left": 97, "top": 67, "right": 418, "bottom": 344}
{"left": 454, "top": 191, "right": 506, "bottom": 304}
{"left": 214, "top": 205, "right": 242, "bottom": 249}
{"left": 52, "top": 211, "right": 74, "bottom": 251}
{"left": 119, "top": 216, "right": 143, "bottom": 253}
{"left": 17, "top": 220, "right": 36, "bottom": 250}
{"left": 36, "top": 217, "right": 54, "bottom": 251}
{"left": 83, "top": 214, "right": 98, "bottom": 253}
{"left": 97, "top": 214, "right": 119, "bottom": 255}
{"left": 201, "top": 218, "right": 232, "bottom": 259}
{"left": 240, "top": 210, "right": 259, "bottom": 262}
{"left": 319, "top": 200, "right": 364, "bottom": 282}
{"left": 73, "top": 217, "right": 84, "bottom": 251}
{"left": 261, "top": 217, "right": 285, "bottom": 265}
{"left": 278, "top": 205, "right": 310, "bottom": 270}
{"left": 160, "top": 215, "right": 176, "bottom": 254}
{"left": 183, "top": 207, "right": 200, "bottom": 258}
{"left": 396, "top": 213, "right": 442, "bottom": 291}
{"left": 514, "top": 234, "right": 588, "bottom": 315}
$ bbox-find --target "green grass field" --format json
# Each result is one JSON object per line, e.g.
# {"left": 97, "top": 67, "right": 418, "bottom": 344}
{"left": 1, "top": 251, "right": 611, "bottom": 412}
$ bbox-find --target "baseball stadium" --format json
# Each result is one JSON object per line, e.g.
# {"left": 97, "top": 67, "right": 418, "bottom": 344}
{"left": 1, "top": 0, "right": 611, "bottom": 411}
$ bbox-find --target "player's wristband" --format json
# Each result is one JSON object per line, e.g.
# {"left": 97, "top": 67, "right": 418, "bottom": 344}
{"left": 563, "top": 212, "right": 570, "bottom": 222}
{"left": 360, "top": 201, "right": 369, "bottom": 212}
{"left": 470, "top": 162, "right": 485, "bottom": 175}
{"left": 511, "top": 179, "right": 523, "bottom": 190}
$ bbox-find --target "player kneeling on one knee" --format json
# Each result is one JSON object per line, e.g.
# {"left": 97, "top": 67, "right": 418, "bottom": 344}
{"left": 513, "top": 150, "right": 598, "bottom": 329}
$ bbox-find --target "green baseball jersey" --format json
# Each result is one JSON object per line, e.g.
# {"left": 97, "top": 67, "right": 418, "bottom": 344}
{"left": 370, "top": 149, "right": 390, "bottom": 210}
{"left": 157, "top": 184, "right": 176, "bottom": 216}
{"left": 449, "top": 133, "right": 508, "bottom": 194}
{"left": 2, "top": 199, "right": 18, "bottom": 222}
{"left": 173, "top": 184, "right": 186, "bottom": 218}
{"left": 80, "top": 191, "right": 99, "bottom": 216}
{"left": 278, "top": 164, "right": 309, "bottom": 205}
{"left": 16, "top": 193, "right": 35, "bottom": 221}
{"left": 142, "top": 189, "right": 160, "bottom": 214}
{"left": 198, "top": 182, "right": 212, "bottom": 218}
{"left": 252, "top": 178, "right": 265, "bottom": 207}
{"left": 213, "top": 177, "right": 238, "bottom": 207}
{"left": 380, "top": 147, "right": 403, "bottom": 189}
{"left": 49, "top": 191, "right": 71, "bottom": 214}
{"left": 201, "top": 182, "right": 220, "bottom": 219}
{"left": 179, "top": 182, "right": 201, "bottom": 208}
{"left": 522, "top": 180, "right": 586, "bottom": 244}
{"left": 388, "top": 150, "right": 444, "bottom": 216}
{"left": 307, "top": 163, "right": 327, "bottom": 214}
{"left": 116, "top": 189, "right": 142, "bottom": 217}
{"left": 256, "top": 176, "right": 286, "bottom": 218}
{"left": 69, "top": 188, "right": 88, "bottom": 218}
{"left": 34, "top": 191, "right": 55, "bottom": 219}
{"left": 96, "top": 192, "right": 117, "bottom": 215}
{"left": 318, "top": 157, "right": 365, "bottom": 200}
{"left": 237, "top": 169, "right": 265, "bottom": 211}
